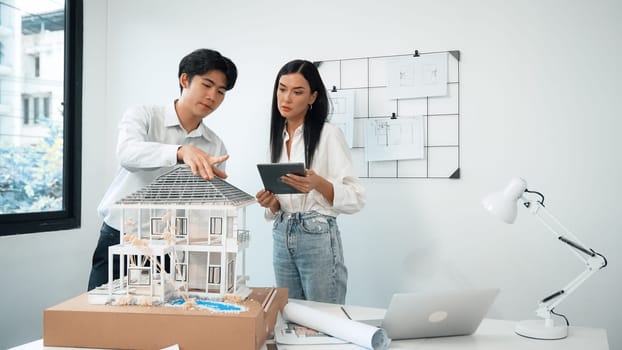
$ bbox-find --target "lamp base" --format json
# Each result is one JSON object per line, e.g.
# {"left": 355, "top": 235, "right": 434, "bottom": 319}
{"left": 515, "top": 319, "right": 568, "bottom": 340}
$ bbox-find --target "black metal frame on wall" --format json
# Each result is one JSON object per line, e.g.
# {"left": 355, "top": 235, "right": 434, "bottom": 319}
{"left": 316, "top": 50, "right": 460, "bottom": 179}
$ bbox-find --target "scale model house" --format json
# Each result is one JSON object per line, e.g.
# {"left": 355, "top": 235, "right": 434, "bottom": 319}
{"left": 88, "top": 166, "right": 256, "bottom": 305}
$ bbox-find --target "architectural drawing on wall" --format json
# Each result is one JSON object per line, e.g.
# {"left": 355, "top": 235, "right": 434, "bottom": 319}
{"left": 364, "top": 116, "right": 424, "bottom": 162}
{"left": 316, "top": 50, "right": 460, "bottom": 179}
{"left": 88, "top": 165, "right": 256, "bottom": 306}
{"left": 387, "top": 52, "right": 448, "bottom": 99}
{"left": 328, "top": 89, "right": 355, "bottom": 147}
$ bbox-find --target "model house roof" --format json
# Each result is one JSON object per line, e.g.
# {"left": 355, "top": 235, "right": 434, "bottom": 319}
{"left": 117, "top": 166, "right": 255, "bottom": 207}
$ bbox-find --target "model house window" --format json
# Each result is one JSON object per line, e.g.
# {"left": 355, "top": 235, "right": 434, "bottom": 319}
{"left": 210, "top": 217, "right": 223, "bottom": 235}
{"left": 0, "top": 0, "right": 83, "bottom": 236}
{"left": 128, "top": 267, "right": 151, "bottom": 286}
{"left": 227, "top": 259, "right": 235, "bottom": 290}
{"left": 208, "top": 266, "right": 221, "bottom": 284}
{"left": 150, "top": 217, "right": 164, "bottom": 236}
{"left": 175, "top": 217, "right": 187, "bottom": 237}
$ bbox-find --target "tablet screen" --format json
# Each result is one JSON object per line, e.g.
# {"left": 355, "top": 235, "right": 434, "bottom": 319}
{"left": 257, "top": 163, "right": 305, "bottom": 194}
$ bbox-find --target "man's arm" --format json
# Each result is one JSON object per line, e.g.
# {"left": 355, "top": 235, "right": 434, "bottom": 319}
{"left": 116, "top": 106, "right": 179, "bottom": 171}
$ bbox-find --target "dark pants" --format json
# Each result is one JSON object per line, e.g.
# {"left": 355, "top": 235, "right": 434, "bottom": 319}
{"left": 87, "top": 222, "right": 120, "bottom": 291}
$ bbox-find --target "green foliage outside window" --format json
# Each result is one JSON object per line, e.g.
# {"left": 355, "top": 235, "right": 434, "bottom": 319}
{"left": 0, "top": 121, "right": 63, "bottom": 213}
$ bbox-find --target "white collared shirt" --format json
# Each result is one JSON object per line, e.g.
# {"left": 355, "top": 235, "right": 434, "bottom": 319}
{"left": 98, "top": 101, "right": 227, "bottom": 230}
{"left": 266, "top": 122, "right": 366, "bottom": 219}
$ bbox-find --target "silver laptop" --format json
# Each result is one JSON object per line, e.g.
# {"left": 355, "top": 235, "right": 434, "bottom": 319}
{"left": 363, "top": 288, "right": 499, "bottom": 340}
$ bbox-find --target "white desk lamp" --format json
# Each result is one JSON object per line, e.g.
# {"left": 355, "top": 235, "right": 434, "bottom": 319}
{"left": 482, "top": 178, "right": 607, "bottom": 340}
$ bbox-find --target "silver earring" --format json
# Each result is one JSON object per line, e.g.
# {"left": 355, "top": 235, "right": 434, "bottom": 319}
{"left": 309, "top": 104, "right": 313, "bottom": 110}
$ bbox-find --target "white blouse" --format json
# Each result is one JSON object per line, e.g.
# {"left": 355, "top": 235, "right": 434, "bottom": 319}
{"left": 265, "top": 122, "right": 366, "bottom": 219}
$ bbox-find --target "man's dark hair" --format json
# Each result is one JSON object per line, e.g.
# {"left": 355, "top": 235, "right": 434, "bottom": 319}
{"left": 178, "top": 48, "right": 238, "bottom": 93}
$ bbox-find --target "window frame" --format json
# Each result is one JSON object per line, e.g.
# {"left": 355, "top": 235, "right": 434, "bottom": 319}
{"left": 0, "top": 0, "right": 83, "bottom": 236}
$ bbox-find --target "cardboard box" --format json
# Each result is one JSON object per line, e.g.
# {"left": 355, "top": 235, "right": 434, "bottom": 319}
{"left": 44, "top": 287, "right": 287, "bottom": 350}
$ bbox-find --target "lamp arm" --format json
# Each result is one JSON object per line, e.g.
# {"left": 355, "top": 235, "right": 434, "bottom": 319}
{"left": 535, "top": 259, "right": 603, "bottom": 319}
{"left": 521, "top": 197, "right": 607, "bottom": 319}
{"left": 526, "top": 198, "right": 593, "bottom": 261}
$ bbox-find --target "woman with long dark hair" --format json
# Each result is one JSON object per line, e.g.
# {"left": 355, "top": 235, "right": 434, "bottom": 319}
{"left": 256, "top": 60, "right": 365, "bottom": 304}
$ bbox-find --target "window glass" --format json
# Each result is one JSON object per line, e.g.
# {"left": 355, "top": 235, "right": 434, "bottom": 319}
{"left": 0, "top": 0, "right": 82, "bottom": 235}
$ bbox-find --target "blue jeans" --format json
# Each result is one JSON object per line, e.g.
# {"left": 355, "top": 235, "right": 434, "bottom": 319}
{"left": 87, "top": 222, "right": 121, "bottom": 291}
{"left": 272, "top": 211, "right": 347, "bottom": 304}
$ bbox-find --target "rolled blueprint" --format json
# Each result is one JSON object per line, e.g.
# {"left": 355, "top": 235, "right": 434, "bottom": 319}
{"left": 281, "top": 302, "right": 390, "bottom": 350}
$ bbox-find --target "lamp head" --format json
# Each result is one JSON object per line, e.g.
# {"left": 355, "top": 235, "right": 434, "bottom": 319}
{"left": 482, "top": 177, "right": 528, "bottom": 224}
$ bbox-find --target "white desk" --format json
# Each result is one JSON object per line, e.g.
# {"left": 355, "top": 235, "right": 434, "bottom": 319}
{"left": 10, "top": 303, "right": 609, "bottom": 350}
{"left": 279, "top": 300, "right": 609, "bottom": 350}
{"left": 271, "top": 319, "right": 609, "bottom": 350}
{"left": 386, "top": 318, "right": 608, "bottom": 349}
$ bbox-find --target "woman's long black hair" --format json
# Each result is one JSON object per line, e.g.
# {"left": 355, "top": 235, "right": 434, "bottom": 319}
{"left": 269, "top": 60, "right": 329, "bottom": 167}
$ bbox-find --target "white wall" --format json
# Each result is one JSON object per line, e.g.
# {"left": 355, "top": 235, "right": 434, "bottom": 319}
{"left": 1, "top": 0, "right": 620, "bottom": 348}
{"left": 0, "top": 1, "right": 109, "bottom": 348}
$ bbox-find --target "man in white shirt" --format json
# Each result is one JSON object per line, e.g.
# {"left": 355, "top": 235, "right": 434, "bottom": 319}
{"left": 87, "top": 48, "right": 237, "bottom": 290}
